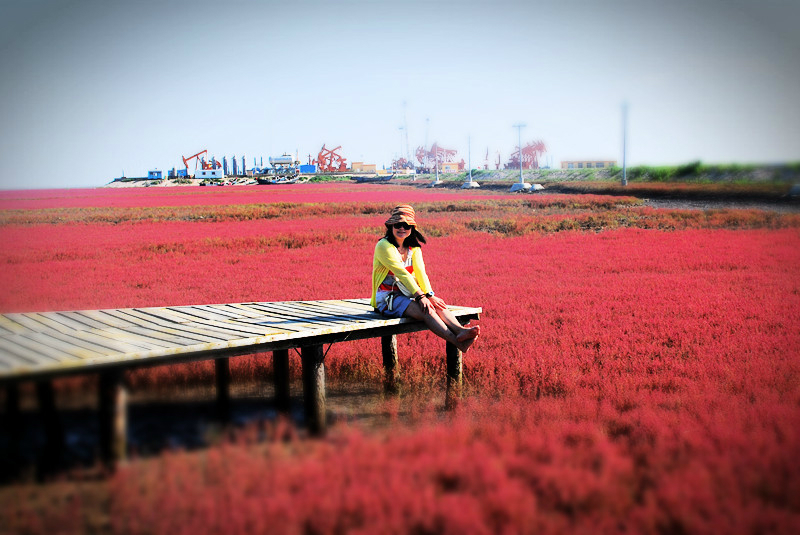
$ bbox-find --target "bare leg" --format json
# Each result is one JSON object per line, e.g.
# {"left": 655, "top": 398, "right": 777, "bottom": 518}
{"left": 404, "top": 302, "right": 478, "bottom": 353}
{"left": 435, "top": 307, "right": 480, "bottom": 342}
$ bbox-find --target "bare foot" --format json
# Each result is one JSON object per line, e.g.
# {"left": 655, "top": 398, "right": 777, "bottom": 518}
{"left": 456, "top": 326, "right": 480, "bottom": 352}
{"left": 456, "top": 325, "right": 480, "bottom": 343}
{"left": 457, "top": 335, "right": 478, "bottom": 353}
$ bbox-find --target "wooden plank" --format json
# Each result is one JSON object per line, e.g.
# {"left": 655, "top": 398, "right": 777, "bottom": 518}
{"left": 26, "top": 313, "right": 153, "bottom": 354}
{"left": 25, "top": 331, "right": 108, "bottom": 359}
{"left": 137, "top": 308, "right": 289, "bottom": 339}
{"left": 3, "top": 333, "right": 85, "bottom": 362}
{"left": 298, "top": 300, "right": 377, "bottom": 316}
{"left": 174, "top": 305, "right": 240, "bottom": 322}
{"left": 132, "top": 308, "right": 257, "bottom": 338}
{"left": 290, "top": 300, "right": 377, "bottom": 318}
{"left": 53, "top": 311, "right": 130, "bottom": 331}
{"left": 1, "top": 315, "right": 74, "bottom": 343}
{"left": 6, "top": 314, "right": 131, "bottom": 356}
{"left": 229, "top": 314, "right": 312, "bottom": 330}
{"left": 182, "top": 316, "right": 290, "bottom": 337}
{"left": 100, "top": 309, "right": 219, "bottom": 346}
{"left": 60, "top": 310, "right": 135, "bottom": 330}
{"left": 0, "top": 315, "right": 28, "bottom": 335}
{"left": 248, "top": 303, "right": 359, "bottom": 326}
{"left": 130, "top": 307, "right": 194, "bottom": 325}
{"left": 254, "top": 307, "right": 358, "bottom": 327}
{"left": 115, "top": 324, "right": 211, "bottom": 348}
{"left": 83, "top": 320, "right": 178, "bottom": 349}
{"left": 0, "top": 338, "right": 51, "bottom": 365}
{"left": 338, "top": 298, "right": 375, "bottom": 308}
{"left": 197, "top": 304, "right": 244, "bottom": 318}
{"left": 143, "top": 307, "right": 273, "bottom": 334}
{"left": 0, "top": 318, "right": 19, "bottom": 336}
{"left": 250, "top": 300, "right": 377, "bottom": 320}
{"left": 165, "top": 308, "right": 279, "bottom": 336}
{"left": 315, "top": 299, "right": 376, "bottom": 312}
{"left": 235, "top": 306, "right": 347, "bottom": 330}
{"left": 211, "top": 303, "right": 264, "bottom": 319}
{"left": 119, "top": 309, "right": 229, "bottom": 343}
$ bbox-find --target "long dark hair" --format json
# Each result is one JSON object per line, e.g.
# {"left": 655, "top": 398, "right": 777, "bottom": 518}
{"left": 383, "top": 226, "right": 427, "bottom": 248}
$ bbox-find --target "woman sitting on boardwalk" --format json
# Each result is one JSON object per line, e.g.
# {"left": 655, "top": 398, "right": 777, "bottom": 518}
{"left": 371, "top": 204, "right": 480, "bottom": 353}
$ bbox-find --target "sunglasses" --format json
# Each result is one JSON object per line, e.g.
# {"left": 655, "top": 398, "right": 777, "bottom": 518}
{"left": 393, "top": 222, "right": 413, "bottom": 230}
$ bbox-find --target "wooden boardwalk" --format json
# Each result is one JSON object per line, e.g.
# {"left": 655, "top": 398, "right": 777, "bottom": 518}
{"left": 0, "top": 299, "right": 481, "bottom": 465}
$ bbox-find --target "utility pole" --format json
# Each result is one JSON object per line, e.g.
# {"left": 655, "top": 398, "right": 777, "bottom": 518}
{"left": 429, "top": 118, "right": 442, "bottom": 187}
{"left": 398, "top": 126, "right": 404, "bottom": 169}
{"left": 424, "top": 117, "right": 430, "bottom": 171}
{"left": 510, "top": 123, "right": 530, "bottom": 192}
{"left": 403, "top": 101, "right": 411, "bottom": 163}
{"left": 463, "top": 135, "right": 480, "bottom": 188}
{"left": 622, "top": 102, "right": 628, "bottom": 186}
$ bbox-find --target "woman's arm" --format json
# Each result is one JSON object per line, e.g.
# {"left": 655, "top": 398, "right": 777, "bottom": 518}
{"left": 411, "top": 247, "right": 433, "bottom": 294}
{"left": 411, "top": 248, "right": 447, "bottom": 310}
{"left": 374, "top": 239, "right": 422, "bottom": 296}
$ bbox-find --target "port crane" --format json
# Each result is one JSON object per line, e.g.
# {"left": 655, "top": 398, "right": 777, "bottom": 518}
{"left": 313, "top": 144, "right": 348, "bottom": 173}
{"left": 415, "top": 143, "right": 463, "bottom": 172}
{"left": 506, "top": 140, "right": 547, "bottom": 170}
{"left": 182, "top": 149, "right": 221, "bottom": 171}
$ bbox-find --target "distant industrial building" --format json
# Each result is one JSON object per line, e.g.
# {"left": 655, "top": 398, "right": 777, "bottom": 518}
{"left": 299, "top": 164, "right": 317, "bottom": 174}
{"left": 441, "top": 162, "right": 460, "bottom": 174}
{"left": 351, "top": 162, "right": 377, "bottom": 173}
{"left": 148, "top": 170, "right": 163, "bottom": 179}
{"left": 561, "top": 160, "right": 616, "bottom": 169}
{"left": 196, "top": 168, "right": 225, "bottom": 179}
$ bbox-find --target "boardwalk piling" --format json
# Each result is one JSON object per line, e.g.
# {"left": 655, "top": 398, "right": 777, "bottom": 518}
{"left": 273, "top": 349, "right": 290, "bottom": 412}
{"left": 99, "top": 369, "right": 127, "bottom": 467}
{"left": 36, "top": 380, "right": 64, "bottom": 478}
{"left": 215, "top": 357, "right": 231, "bottom": 423}
{"left": 301, "top": 345, "right": 326, "bottom": 435}
{"left": 382, "top": 334, "right": 400, "bottom": 394}
{"left": 445, "top": 342, "right": 463, "bottom": 410}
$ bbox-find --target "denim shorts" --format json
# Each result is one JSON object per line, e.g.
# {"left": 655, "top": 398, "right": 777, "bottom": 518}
{"left": 375, "top": 294, "right": 413, "bottom": 319}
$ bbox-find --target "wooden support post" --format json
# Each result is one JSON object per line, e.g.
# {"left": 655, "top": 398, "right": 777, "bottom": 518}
{"left": 98, "top": 369, "right": 127, "bottom": 467}
{"left": 4, "top": 383, "right": 22, "bottom": 476}
{"left": 36, "top": 380, "right": 64, "bottom": 478}
{"left": 215, "top": 357, "right": 231, "bottom": 423}
{"left": 301, "top": 345, "right": 326, "bottom": 435}
{"left": 445, "top": 342, "right": 463, "bottom": 410}
{"left": 382, "top": 334, "right": 400, "bottom": 394}
{"left": 273, "top": 349, "right": 290, "bottom": 413}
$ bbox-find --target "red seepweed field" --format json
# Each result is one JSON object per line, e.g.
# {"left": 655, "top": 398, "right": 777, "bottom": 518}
{"left": 2, "top": 183, "right": 800, "bottom": 534}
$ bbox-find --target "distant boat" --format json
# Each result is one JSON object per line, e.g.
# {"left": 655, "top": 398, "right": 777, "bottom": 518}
{"left": 256, "top": 175, "right": 305, "bottom": 185}
{"left": 350, "top": 173, "right": 395, "bottom": 183}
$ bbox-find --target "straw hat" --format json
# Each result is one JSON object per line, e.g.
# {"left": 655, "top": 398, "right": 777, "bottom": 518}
{"left": 385, "top": 204, "right": 417, "bottom": 227}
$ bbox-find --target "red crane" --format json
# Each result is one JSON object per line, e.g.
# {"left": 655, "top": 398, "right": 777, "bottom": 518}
{"left": 415, "top": 143, "right": 461, "bottom": 170}
{"left": 392, "top": 157, "right": 414, "bottom": 170}
{"left": 313, "top": 144, "right": 348, "bottom": 172}
{"left": 506, "top": 140, "right": 547, "bottom": 170}
{"left": 182, "top": 150, "right": 208, "bottom": 170}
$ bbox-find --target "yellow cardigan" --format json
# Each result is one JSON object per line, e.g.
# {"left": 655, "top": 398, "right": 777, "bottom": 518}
{"left": 370, "top": 238, "right": 433, "bottom": 307}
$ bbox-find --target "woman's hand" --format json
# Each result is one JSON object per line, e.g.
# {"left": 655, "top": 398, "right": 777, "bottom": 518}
{"left": 429, "top": 295, "right": 447, "bottom": 310}
{"left": 418, "top": 295, "right": 434, "bottom": 315}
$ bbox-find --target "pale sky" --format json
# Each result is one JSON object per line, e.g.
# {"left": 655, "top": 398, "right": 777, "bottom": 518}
{"left": 1, "top": 0, "right": 798, "bottom": 189}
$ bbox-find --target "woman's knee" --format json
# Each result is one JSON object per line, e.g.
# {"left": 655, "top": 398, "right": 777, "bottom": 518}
{"left": 404, "top": 302, "right": 435, "bottom": 320}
